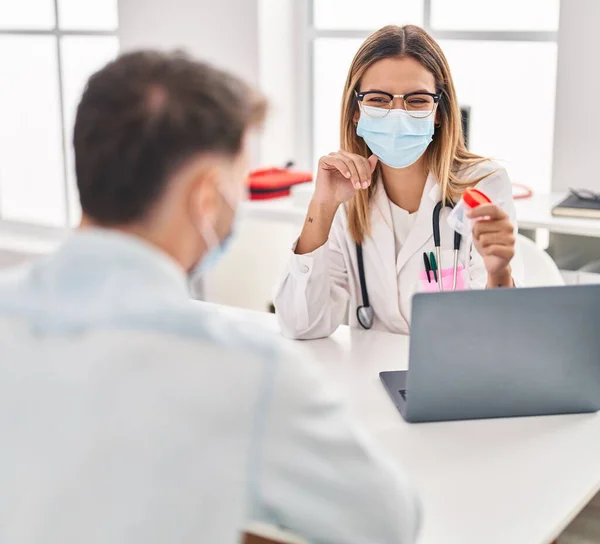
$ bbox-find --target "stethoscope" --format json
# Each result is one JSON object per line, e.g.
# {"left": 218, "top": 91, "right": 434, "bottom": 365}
{"left": 356, "top": 201, "right": 462, "bottom": 329}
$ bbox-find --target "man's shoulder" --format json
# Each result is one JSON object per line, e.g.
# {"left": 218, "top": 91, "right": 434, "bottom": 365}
{"left": 0, "top": 262, "right": 283, "bottom": 363}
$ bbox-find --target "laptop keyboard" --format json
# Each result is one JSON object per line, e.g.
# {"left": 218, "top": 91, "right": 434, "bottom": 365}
{"left": 399, "top": 389, "right": 407, "bottom": 401}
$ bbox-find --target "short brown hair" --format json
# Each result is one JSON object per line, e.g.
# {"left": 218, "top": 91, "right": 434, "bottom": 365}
{"left": 74, "top": 50, "right": 266, "bottom": 224}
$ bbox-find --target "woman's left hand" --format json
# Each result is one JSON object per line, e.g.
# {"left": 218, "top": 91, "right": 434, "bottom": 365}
{"left": 469, "top": 204, "right": 515, "bottom": 287}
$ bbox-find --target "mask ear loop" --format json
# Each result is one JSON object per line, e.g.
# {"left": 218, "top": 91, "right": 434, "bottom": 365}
{"left": 197, "top": 180, "right": 238, "bottom": 249}
{"left": 188, "top": 178, "right": 240, "bottom": 284}
{"left": 200, "top": 222, "right": 220, "bottom": 254}
{"left": 219, "top": 187, "right": 239, "bottom": 211}
{"left": 216, "top": 174, "right": 244, "bottom": 211}
{"left": 187, "top": 220, "right": 220, "bottom": 289}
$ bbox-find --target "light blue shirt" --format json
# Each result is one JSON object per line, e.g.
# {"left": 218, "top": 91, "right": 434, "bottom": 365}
{"left": 0, "top": 230, "right": 420, "bottom": 544}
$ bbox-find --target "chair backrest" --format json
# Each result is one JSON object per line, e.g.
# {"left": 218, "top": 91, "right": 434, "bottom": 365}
{"left": 516, "top": 233, "right": 564, "bottom": 287}
{"left": 580, "top": 258, "right": 600, "bottom": 274}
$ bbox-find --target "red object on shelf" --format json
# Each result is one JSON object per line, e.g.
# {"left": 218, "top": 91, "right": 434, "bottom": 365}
{"left": 248, "top": 163, "right": 312, "bottom": 200}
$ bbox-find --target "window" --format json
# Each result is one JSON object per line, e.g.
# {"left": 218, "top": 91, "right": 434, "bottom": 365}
{"left": 0, "top": 0, "right": 119, "bottom": 228}
{"left": 310, "top": 0, "right": 559, "bottom": 193}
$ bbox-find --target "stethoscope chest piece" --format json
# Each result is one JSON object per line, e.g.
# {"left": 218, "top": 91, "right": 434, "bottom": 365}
{"left": 357, "top": 305, "right": 374, "bottom": 330}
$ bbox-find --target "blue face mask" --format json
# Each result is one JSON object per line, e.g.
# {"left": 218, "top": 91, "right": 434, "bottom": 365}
{"left": 356, "top": 106, "right": 435, "bottom": 169}
{"left": 189, "top": 187, "right": 238, "bottom": 279}
{"left": 193, "top": 228, "right": 234, "bottom": 276}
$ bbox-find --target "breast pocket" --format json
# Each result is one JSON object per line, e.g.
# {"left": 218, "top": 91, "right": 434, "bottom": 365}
{"left": 418, "top": 248, "right": 468, "bottom": 292}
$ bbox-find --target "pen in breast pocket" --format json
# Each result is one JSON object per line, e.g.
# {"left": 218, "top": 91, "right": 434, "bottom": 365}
{"left": 429, "top": 251, "right": 438, "bottom": 282}
{"left": 423, "top": 252, "right": 432, "bottom": 283}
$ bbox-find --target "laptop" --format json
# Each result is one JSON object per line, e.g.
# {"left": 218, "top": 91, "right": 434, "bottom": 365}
{"left": 380, "top": 285, "right": 600, "bottom": 423}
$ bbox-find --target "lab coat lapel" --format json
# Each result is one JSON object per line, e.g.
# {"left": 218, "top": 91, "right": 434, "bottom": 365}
{"left": 395, "top": 174, "right": 441, "bottom": 274}
{"left": 365, "top": 180, "right": 398, "bottom": 302}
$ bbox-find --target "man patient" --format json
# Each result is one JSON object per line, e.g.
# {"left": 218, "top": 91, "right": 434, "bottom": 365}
{"left": 0, "top": 51, "right": 420, "bottom": 543}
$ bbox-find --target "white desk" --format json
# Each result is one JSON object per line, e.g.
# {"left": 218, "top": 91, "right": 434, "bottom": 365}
{"left": 210, "top": 304, "right": 600, "bottom": 544}
{"left": 514, "top": 193, "right": 600, "bottom": 238}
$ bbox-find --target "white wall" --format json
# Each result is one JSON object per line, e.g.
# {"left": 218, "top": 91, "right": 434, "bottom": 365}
{"left": 258, "top": 0, "right": 295, "bottom": 166}
{"left": 552, "top": 0, "right": 600, "bottom": 192}
{"left": 118, "top": 0, "right": 259, "bottom": 85}
{"left": 258, "top": 0, "right": 310, "bottom": 169}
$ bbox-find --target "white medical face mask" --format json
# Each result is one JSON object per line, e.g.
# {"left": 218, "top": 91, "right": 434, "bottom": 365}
{"left": 356, "top": 106, "right": 435, "bottom": 169}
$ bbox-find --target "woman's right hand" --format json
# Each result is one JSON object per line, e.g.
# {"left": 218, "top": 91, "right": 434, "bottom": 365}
{"left": 313, "top": 151, "right": 379, "bottom": 206}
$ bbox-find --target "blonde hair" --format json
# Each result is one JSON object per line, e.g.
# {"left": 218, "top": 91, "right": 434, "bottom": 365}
{"left": 341, "top": 25, "right": 491, "bottom": 243}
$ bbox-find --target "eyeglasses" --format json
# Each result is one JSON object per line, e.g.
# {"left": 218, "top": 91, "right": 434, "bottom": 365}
{"left": 355, "top": 90, "right": 440, "bottom": 119}
{"left": 569, "top": 188, "right": 600, "bottom": 202}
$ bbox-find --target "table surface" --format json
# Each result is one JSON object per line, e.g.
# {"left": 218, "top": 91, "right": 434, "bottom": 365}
{"left": 209, "top": 303, "right": 600, "bottom": 544}
{"left": 242, "top": 191, "right": 600, "bottom": 238}
{"left": 514, "top": 193, "right": 600, "bottom": 238}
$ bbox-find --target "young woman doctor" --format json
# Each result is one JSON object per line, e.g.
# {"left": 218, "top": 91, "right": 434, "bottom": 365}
{"left": 275, "top": 25, "right": 523, "bottom": 339}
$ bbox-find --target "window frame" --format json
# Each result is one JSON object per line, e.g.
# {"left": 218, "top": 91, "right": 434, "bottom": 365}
{"left": 300, "top": 0, "right": 559, "bottom": 167}
{"left": 0, "top": 0, "right": 118, "bottom": 229}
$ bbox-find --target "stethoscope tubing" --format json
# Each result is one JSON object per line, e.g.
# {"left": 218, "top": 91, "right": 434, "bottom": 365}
{"left": 356, "top": 200, "right": 462, "bottom": 329}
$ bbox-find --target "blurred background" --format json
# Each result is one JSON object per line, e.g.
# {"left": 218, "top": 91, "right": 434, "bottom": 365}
{"left": 0, "top": 0, "right": 599, "bottom": 310}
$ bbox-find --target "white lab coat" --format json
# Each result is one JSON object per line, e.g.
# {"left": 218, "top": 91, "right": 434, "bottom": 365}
{"left": 0, "top": 230, "right": 420, "bottom": 544}
{"left": 275, "top": 161, "right": 523, "bottom": 339}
